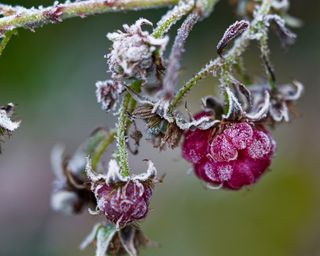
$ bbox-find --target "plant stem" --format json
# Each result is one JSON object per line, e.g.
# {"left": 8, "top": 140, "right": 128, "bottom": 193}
{"left": 163, "top": 11, "right": 200, "bottom": 99}
{"left": 168, "top": 64, "right": 210, "bottom": 112}
{"left": 152, "top": 0, "right": 194, "bottom": 38}
{"left": 0, "top": 0, "right": 178, "bottom": 36}
{"left": 91, "top": 130, "right": 116, "bottom": 170}
{"left": 168, "top": 0, "right": 272, "bottom": 112}
{"left": 116, "top": 80, "right": 142, "bottom": 177}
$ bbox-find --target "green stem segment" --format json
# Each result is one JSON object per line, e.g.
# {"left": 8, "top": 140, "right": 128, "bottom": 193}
{"left": 168, "top": 66, "right": 210, "bottom": 113}
{"left": 0, "top": 0, "right": 178, "bottom": 36}
{"left": 116, "top": 81, "right": 142, "bottom": 177}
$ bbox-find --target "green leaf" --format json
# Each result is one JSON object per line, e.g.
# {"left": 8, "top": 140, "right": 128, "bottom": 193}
{"left": 96, "top": 224, "right": 117, "bottom": 256}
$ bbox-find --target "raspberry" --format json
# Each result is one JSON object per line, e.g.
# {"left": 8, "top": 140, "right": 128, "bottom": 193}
{"left": 182, "top": 112, "right": 275, "bottom": 190}
{"left": 95, "top": 181, "right": 152, "bottom": 227}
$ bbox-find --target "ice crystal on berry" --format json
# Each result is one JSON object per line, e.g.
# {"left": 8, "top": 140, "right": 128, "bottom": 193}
{"left": 182, "top": 113, "right": 275, "bottom": 190}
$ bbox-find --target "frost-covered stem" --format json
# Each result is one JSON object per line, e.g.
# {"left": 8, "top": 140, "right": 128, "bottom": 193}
{"left": 91, "top": 130, "right": 116, "bottom": 170}
{"left": 168, "top": 0, "right": 272, "bottom": 111}
{"left": 0, "top": 29, "right": 15, "bottom": 56}
{"left": 168, "top": 58, "right": 210, "bottom": 112}
{"left": 116, "top": 81, "right": 142, "bottom": 177}
{"left": 152, "top": 0, "right": 195, "bottom": 38}
{"left": 259, "top": 34, "right": 276, "bottom": 90}
{"left": 0, "top": 0, "right": 178, "bottom": 36}
{"left": 163, "top": 11, "right": 200, "bottom": 99}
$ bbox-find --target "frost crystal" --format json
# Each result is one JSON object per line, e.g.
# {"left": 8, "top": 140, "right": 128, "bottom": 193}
{"left": 107, "top": 18, "right": 168, "bottom": 81}
{"left": 0, "top": 103, "right": 20, "bottom": 133}
{"left": 96, "top": 80, "right": 124, "bottom": 111}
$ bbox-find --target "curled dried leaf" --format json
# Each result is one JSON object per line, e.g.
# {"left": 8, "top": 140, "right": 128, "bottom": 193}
{"left": 217, "top": 20, "right": 249, "bottom": 56}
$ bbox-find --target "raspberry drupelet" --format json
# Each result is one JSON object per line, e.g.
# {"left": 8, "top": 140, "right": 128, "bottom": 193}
{"left": 182, "top": 112, "right": 275, "bottom": 190}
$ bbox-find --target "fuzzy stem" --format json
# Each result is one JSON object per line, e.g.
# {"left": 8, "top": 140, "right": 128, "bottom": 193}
{"left": 0, "top": 0, "right": 178, "bottom": 36}
{"left": 168, "top": 0, "right": 272, "bottom": 111}
{"left": 152, "top": 0, "right": 195, "bottom": 38}
{"left": 91, "top": 130, "right": 116, "bottom": 170}
{"left": 162, "top": 11, "right": 200, "bottom": 99}
{"left": 168, "top": 64, "right": 209, "bottom": 112}
{"left": 116, "top": 80, "right": 142, "bottom": 177}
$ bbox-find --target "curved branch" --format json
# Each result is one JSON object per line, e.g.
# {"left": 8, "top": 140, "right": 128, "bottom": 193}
{"left": 0, "top": 0, "right": 178, "bottom": 36}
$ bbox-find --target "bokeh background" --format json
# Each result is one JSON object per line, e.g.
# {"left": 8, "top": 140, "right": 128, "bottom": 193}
{"left": 0, "top": 0, "right": 320, "bottom": 255}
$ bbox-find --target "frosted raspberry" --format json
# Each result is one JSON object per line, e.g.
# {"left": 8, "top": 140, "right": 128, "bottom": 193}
{"left": 209, "top": 133, "right": 238, "bottom": 162}
{"left": 245, "top": 129, "right": 272, "bottom": 159}
{"left": 95, "top": 181, "right": 152, "bottom": 227}
{"left": 224, "top": 122, "right": 253, "bottom": 150}
{"left": 182, "top": 112, "right": 275, "bottom": 190}
{"left": 182, "top": 128, "right": 210, "bottom": 163}
{"left": 181, "top": 112, "right": 212, "bottom": 164}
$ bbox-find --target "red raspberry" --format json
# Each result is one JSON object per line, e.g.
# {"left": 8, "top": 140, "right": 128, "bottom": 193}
{"left": 95, "top": 181, "right": 152, "bottom": 227}
{"left": 182, "top": 112, "right": 275, "bottom": 190}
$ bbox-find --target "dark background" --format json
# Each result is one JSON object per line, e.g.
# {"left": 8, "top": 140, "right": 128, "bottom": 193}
{"left": 0, "top": 0, "right": 320, "bottom": 255}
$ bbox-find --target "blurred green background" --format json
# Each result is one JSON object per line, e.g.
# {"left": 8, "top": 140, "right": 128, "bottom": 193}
{"left": 0, "top": 0, "right": 320, "bottom": 255}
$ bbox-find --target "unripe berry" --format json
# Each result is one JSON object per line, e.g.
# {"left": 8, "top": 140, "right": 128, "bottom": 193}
{"left": 182, "top": 112, "right": 275, "bottom": 190}
{"left": 95, "top": 181, "right": 153, "bottom": 227}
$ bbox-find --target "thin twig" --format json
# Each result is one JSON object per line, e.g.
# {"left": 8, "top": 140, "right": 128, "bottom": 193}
{"left": 162, "top": 11, "right": 200, "bottom": 99}
{"left": 0, "top": 0, "right": 178, "bottom": 37}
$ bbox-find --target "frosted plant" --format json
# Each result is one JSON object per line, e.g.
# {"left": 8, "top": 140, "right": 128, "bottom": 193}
{"left": 0, "top": 0, "right": 304, "bottom": 255}
{"left": 0, "top": 103, "right": 20, "bottom": 152}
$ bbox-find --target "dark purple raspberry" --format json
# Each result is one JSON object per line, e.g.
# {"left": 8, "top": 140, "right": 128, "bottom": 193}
{"left": 95, "top": 181, "right": 152, "bottom": 227}
{"left": 182, "top": 112, "right": 275, "bottom": 190}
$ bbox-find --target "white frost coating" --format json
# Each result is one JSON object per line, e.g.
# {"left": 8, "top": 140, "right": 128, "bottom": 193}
{"left": 269, "top": 101, "right": 289, "bottom": 122}
{"left": 245, "top": 91, "right": 271, "bottom": 121}
{"left": 271, "top": 0, "right": 289, "bottom": 11}
{"left": 50, "top": 190, "right": 78, "bottom": 215}
{"left": 107, "top": 18, "right": 168, "bottom": 79}
{"left": 0, "top": 108, "right": 20, "bottom": 132}
{"left": 104, "top": 159, "right": 129, "bottom": 184}
{"left": 206, "top": 183, "right": 223, "bottom": 190}
{"left": 247, "top": 130, "right": 272, "bottom": 159}
{"left": 196, "top": 0, "right": 218, "bottom": 18}
{"left": 50, "top": 144, "right": 66, "bottom": 182}
{"left": 133, "top": 160, "right": 157, "bottom": 182}
{"left": 85, "top": 157, "right": 107, "bottom": 183}
{"left": 281, "top": 80, "right": 304, "bottom": 101}
{"left": 119, "top": 227, "right": 138, "bottom": 256}
{"left": 175, "top": 114, "right": 220, "bottom": 130}
{"left": 222, "top": 86, "right": 244, "bottom": 120}
{"left": 156, "top": 0, "right": 194, "bottom": 36}
{"left": 80, "top": 223, "right": 103, "bottom": 250}
{"left": 218, "top": 165, "right": 233, "bottom": 181}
